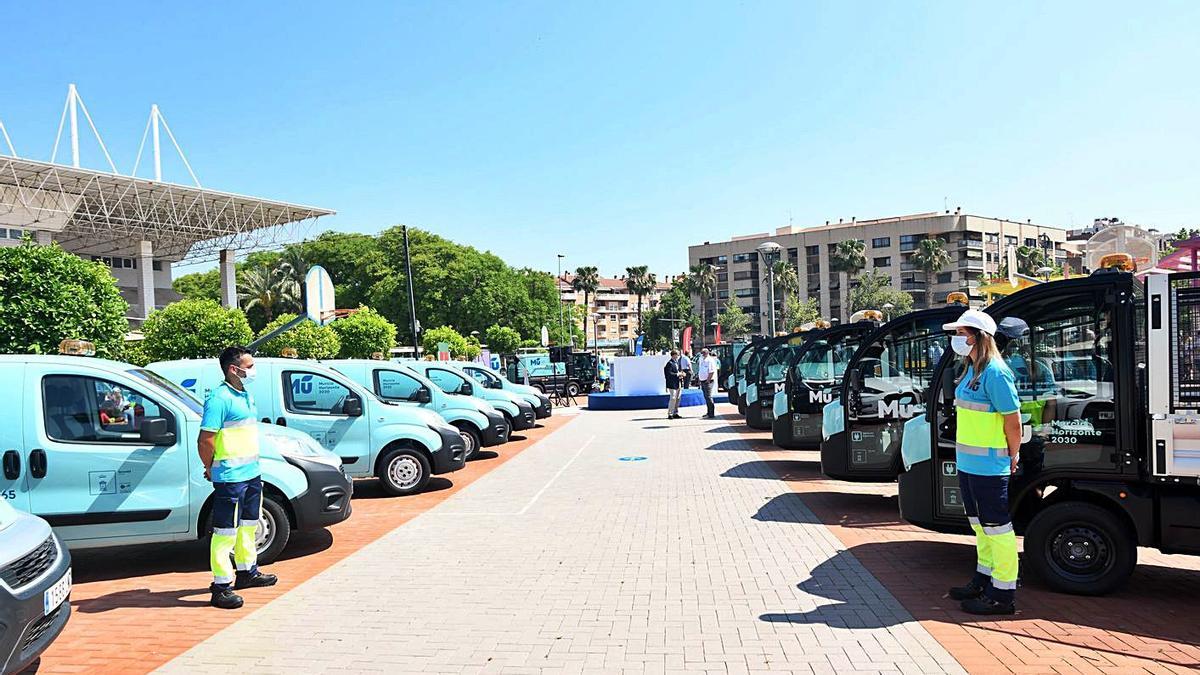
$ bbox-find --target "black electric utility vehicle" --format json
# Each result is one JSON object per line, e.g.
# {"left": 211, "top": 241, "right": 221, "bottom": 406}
{"left": 900, "top": 264, "right": 1200, "bottom": 595}
{"left": 771, "top": 313, "right": 881, "bottom": 448}
{"left": 821, "top": 305, "right": 960, "bottom": 480}
{"left": 736, "top": 338, "right": 775, "bottom": 417}
{"left": 744, "top": 330, "right": 819, "bottom": 430}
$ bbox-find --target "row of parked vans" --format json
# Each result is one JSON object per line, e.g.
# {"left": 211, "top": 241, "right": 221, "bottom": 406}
{"left": 727, "top": 259, "right": 1200, "bottom": 597}
{"left": 0, "top": 347, "right": 551, "bottom": 674}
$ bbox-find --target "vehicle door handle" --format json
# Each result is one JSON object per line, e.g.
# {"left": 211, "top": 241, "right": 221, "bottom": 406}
{"left": 29, "top": 449, "right": 47, "bottom": 479}
{"left": 275, "top": 417, "right": 287, "bottom": 427}
{"left": 2, "top": 450, "right": 19, "bottom": 480}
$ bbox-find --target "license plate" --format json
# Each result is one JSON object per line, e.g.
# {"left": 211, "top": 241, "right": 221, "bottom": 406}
{"left": 44, "top": 568, "right": 71, "bottom": 615}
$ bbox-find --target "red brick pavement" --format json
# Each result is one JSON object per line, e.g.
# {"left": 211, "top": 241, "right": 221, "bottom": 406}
{"left": 35, "top": 413, "right": 577, "bottom": 675}
{"left": 727, "top": 409, "right": 1200, "bottom": 674}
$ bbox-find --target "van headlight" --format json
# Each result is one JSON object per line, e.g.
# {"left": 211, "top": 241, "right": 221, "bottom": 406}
{"left": 263, "top": 430, "right": 326, "bottom": 458}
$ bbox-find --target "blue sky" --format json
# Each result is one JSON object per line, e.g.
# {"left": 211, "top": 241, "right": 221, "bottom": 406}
{"left": 3, "top": 1, "right": 1198, "bottom": 280}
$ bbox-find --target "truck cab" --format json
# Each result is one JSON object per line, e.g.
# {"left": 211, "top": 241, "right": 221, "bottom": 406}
{"left": 0, "top": 499, "right": 72, "bottom": 675}
{"left": 770, "top": 316, "right": 880, "bottom": 448}
{"left": 149, "top": 358, "right": 465, "bottom": 497}
{"left": 820, "top": 306, "right": 959, "bottom": 481}
{"left": 1, "top": 353, "right": 352, "bottom": 565}
{"left": 897, "top": 266, "right": 1193, "bottom": 595}
{"left": 452, "top": 361, "right": 553, "bottom": 420}
{"left": 406, "top": 361, "right": 537, "bottom": 431}
{"left": 327, "top": 359, "right": 510, "bottom": 460}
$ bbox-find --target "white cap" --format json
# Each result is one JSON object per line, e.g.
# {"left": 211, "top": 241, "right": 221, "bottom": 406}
{"left": 943, "top": 308, "right": 997, "bottom": 335}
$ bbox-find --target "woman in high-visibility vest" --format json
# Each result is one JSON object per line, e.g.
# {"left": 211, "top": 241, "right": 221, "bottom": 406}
{"left": 943, "top": 308, "right": 1023, "bottom": 615}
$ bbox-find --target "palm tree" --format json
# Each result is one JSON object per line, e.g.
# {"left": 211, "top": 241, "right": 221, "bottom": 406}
{"left": 911, "top": 238, "right": 953, "bottom": 308}
{"left": 572, "top": 265, "right": 600, "bottom": 348}
{"left": 829, "top": 240, "right": 866, "bottom": 322}
{"left": 624, "top": 265, "right": 656, "bottom": 334}
{"left": 238, "top": 266, "right": 300, "bottom": 324}
{"left": 278, "top": 246, "right": 310, "bottom": 285}
{"left": 1015, "top": 245, "right": 1048, "bottom": 276}
{"left": 761, "top": 260, "right": 799, "bottom": 329}
{"left": 687, "top": 263, "right": 719, "bottom": 341}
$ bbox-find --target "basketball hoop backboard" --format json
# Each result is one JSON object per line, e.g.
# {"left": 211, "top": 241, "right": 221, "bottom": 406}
{"left": 305, "top": 265, "right": 335, "bottom": 325}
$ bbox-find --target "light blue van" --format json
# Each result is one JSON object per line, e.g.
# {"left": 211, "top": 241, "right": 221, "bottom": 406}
{"left": 0, "top": 354, "right": 352, "bottom": 565}
{"left": 149, "top": 358, "right": 466, "bottom": 496}
{"left": 327, "top": 359, "right": 510, "bottom": 460}
{"left": 404, "top": 361, "right": 537, "bottom": 431}
{"left": 451, "top": 361, "right": 552, "bottom": 420}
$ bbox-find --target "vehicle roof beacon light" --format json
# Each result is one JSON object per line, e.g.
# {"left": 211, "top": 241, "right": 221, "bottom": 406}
{"left": 370, "top": 351, "right": 385, "bottom": 360}
{"left": 1099, "top": 253, "right": 1134, "bottom": 272}
{"left": 946, "top": 291, "right": 969, "bottom": 306}
{"left": 59, "top": 339, "right": 95, "bottom": 356}
{"left": 850, "top": 309, "right": 883, "bottom": 323}
{"left": 280, "top": 347, "right": 299, "bottom": 359}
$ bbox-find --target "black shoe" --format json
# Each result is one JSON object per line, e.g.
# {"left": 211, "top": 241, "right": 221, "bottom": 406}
{"left": 948, "top": 583, "right": 985, "bottom": 601}
{"left": 961, "top": 596, "right": 1015, "bottom": 615}
{"left": 234, "top": 572, "right": 278, "bottom": 590}
{"left": 210, "top": 587, "right": 244, "bottom": 610}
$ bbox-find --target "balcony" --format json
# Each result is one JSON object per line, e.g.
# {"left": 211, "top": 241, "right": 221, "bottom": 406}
{"left": 959, "top": 259, "right": 985, "bottom": 271}
{"left": 900, "top": 281, "right": 926, "bottom": 291}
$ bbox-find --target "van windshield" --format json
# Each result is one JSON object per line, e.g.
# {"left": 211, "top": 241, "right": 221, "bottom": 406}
{"left": 128, "top": 368, "right": 204, "bottom": 415}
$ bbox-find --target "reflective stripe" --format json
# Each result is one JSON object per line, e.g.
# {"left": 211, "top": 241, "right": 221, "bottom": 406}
{"left": 955, "top": 442, "right": 992, "bottom": 457}
{"left": 213, "top": 527, "right": 237, "bottom": 537}
{"left": 992, "top": 578, "right": 1018, "bottom": 590}
{"left": 238, "top": 520, "right": 258, "bottom": 528}
{"left": 967, "top": 516, "right": 981, "bottom": 526}
{"left": 957, "top": 399, "right": 993, "bottom": 413}
{"left": 983, "top": 523, "right": 1014, "bottom": 536}
{"left": 214, "top": 455, "right": 259, "bottom": 468}
{"left": 977, "top": 564, "right": 992, "bottom": 575}
{"left": 213, "top": 575, "right": 234, "bottom": 585}
{"left": 235, "top": 562, "right": 256, "bottom": 571}
{"left": 222, "top": 418, "right": 257, "bottom": 429}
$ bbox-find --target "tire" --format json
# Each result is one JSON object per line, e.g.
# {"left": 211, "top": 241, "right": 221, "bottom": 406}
{"left": 201, "top": 489, "right": 291, "bottom": 566}
{"left": 567, "top": 381, "right": 581, "bottom": 397}
{"left": 1024, "top": 500, "right": 1137, "bottom": 596}
{"left": 533, "top": 383, "right": 546, "bottom": 394}
{"left": 377, "top": 446, "right": 432, "bottom": 496}
{"left": 454, "top": 422, "right": 482, "bottom": 459}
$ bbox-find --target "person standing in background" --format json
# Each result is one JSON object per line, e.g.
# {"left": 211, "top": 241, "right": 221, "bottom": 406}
{"left": 696, "top": 348, "right": 720, "bottom": 419}
{"left": 664, "top": 349, "right": 683, "bottom": 419}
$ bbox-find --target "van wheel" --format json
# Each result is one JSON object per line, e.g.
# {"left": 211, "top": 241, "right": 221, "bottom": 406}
{"left": 1025, "top": 501, "right": 1137, "bottom": 596}
{"left": 378, "top": 447, "right": 431, "bottom": 496}
{"left": 454, "top": 422, "right": 482, "bottom": 459}
{"left": 567, "top": 381, "right": 581, "bottom": 397}
{"left": 201, "top": 491, "right": 291, "bottom": 566}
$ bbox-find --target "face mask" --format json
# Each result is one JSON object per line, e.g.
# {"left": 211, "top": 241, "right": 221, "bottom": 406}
{"left": 950, "top": 335, "right": 973, "bottom": 356}
{"left": 237, "top": 365, "right": 258, "bottom": 382}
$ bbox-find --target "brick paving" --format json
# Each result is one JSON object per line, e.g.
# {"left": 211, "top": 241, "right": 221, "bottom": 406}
{"left": 36, "top": 413, "right": 575, "bottom": 675}
{"left": 740, "top": 416, "right": 1200, "bottom": 674}
{"left": 158, "top": 405, "right": 962, "bottom": 674}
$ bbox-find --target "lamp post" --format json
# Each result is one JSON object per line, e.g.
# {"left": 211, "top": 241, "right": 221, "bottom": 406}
{"left": 882, "top": 302, "right": 894, "bottom": 322}
{"left": 756, "top": 241, "right": 782, "bottom": 335}
{"left": 556, "top": 254, "right": 566, "bottom": 345}
{"left": 591, "top": 312, "right": 600, "bottom": 356}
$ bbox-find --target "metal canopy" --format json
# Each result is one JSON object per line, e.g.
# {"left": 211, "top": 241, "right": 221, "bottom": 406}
{"left": 0, "top": 155, "right": 334, "bottom": 262}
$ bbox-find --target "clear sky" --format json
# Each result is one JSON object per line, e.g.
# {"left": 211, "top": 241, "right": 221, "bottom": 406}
{"left": 3, "top": 1, "right": 1198, "bottom": 280}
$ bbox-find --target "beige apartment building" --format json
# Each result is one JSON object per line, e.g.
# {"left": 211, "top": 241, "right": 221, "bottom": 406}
{"left": 687, "top": 210, "right": 1069, "bottom": 333}
{"left": 558, "top": 274, "right": 674, "bottom": 347}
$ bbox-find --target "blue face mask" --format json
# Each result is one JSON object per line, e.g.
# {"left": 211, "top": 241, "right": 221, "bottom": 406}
{"left": 951, "top": 335, "right": 972, "bottom": 356}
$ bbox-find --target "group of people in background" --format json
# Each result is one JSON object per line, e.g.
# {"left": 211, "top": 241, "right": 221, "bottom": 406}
{"left": 663, "top": 348, "right": 719, "bottom": 419}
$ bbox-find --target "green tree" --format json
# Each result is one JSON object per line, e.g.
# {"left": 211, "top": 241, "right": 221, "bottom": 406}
{"left": 911, "top": 238, "right": 953, "bottom": 308}
{"left": 763, "top": 260, "right": 799, "bottom": 326}
{"left": 571, "top": 266, "right": 600, "bottom": 344}
{"left": 624, "top": 265, "right": 657, "bottom": 334}
{"left": 421, "top": 325, "right": 470, "bottom": 359}
{"left": 1015, "top": 245, "right": 1049, "bottom": 276}
{"left": 686, "top": 263, "right": 719, "bottom": 342}
{"left": 782, "top": 296, "right": 821, "bottom": 331}
{"left": 255, "top": 313, "right": 341, "bottom": 359}
{"left": 141, "top": 299, "right": 254, "bottom": 362}
{"left": 829, "top": 240, "right": 866, "bottom": 321}
{"left": 716, "top": 298, "right": 751, "bottom": 339}
{"left": 330, "top": 306, "right": 397, "bottom": 358}
{"left": 849, "top": 270, "right": 913, "bottom": 316}
{"left": 642, "top": 284, "right": 697, "bottom": 351}
{"left": 484, "top": 325, "right": 522, "bottom": 354}
{"left": 238, "top": 266, "right": 300, "bottom": 326}
{"left": 172, "top": 269, "right": 221, "bottom": 302}
{"left": 0, "top": 241, "right": 129, "bottom": 359}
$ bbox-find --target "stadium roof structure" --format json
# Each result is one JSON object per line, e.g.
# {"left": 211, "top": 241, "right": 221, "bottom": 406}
{"left": 0, "top": 155, "right": 334, "bottom": 261}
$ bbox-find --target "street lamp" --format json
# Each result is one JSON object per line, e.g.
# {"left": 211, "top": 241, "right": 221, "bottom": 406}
{"left": 882, "top": 302, "right": 895, "bottom": 321}
{"left": 756, "top": 241, "right": 782, "bottom": 335}
{"left": 556, "top": 254, "right": 566, "bottom": 346}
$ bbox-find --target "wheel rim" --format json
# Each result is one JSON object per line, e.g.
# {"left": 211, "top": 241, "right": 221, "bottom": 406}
{"left": 1046, "top": 523, "right": 1114, "bottom": 582}
{"left": 568, "top": 384, "right": 579, "bottom": 396}
{"left": 255, "top": 507, "right": 275, "bottom": 553}
{"left": 459, "top": 429, "right": 477, "bottom": 456}
{"left": 388, "top": 455, "right": 422, "bottom": 490}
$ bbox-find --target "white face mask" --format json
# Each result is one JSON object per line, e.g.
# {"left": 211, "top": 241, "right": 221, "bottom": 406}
{"left": 237, "top": 365, "right": 258, "bottom": 382}
{"left": 950, "top": 335, "right": 973, "bottom": 356}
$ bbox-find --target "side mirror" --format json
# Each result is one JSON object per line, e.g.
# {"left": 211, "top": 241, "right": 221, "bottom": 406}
{"left": 941, "top": 369, "right": 956, "bottom": 401}
{"left": 459, "top": 382, "right": 474, "bottom": 396}
{"left": 139, "top": 417, "right": 177, "bottom": 446}
{"left": 414, "top": 387, "right": 433, "bottom": 404}
{"left": 343, "top": 396, "right": 363, "bottom": 417}
{"left": 847, "top": 366, "right": 863, "bottom": 393}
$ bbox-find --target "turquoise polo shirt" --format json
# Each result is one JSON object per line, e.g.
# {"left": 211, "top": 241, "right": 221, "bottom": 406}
{"left": 200, "top": 382, "right": 261, "bottom": 483}
{"left": 954, "top": 359, "right": 1020, "bottom": 477}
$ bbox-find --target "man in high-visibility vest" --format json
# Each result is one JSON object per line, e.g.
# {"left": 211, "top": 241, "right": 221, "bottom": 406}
{"left": 198, "top": 346, "right": 278, "bottom": 609}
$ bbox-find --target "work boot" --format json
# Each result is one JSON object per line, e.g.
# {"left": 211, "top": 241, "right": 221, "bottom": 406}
{"left": 961, "top": 596, "right": 1015, "bottom": 616}
{"left": 948, "top": 582, "right": 985, "bottom": 601}
{"left": 234, "top": 571, "right": 278, "bottom": 590}
{"left": 210, "top": 586, "right": 244, "bottom": 610}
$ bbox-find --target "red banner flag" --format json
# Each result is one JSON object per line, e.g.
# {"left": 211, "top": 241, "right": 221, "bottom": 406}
{"left": 681, "top": 325, "right": 692, "bottom": 354}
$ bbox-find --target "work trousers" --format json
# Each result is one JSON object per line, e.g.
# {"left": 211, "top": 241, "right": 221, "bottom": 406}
{"left": 667, "top": 387, "right": 682, "bottom": 417}
{"left": 959, "top": 471, "right": 1018, "bottom": 603}
{"left": 701, "top": 379, "right": 715, "bottom": 417}
{"left": 210, "top": 476, "right": 262, "bottom": 589}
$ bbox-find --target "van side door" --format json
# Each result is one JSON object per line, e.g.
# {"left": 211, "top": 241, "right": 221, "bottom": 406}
{"left": 29, "top": 367, "right": 191, "bottom": 540}
{"left": 276, "top": 368, "right": 371, "bottom": 475}
{"left": 0, "top": 362, "right": 28, "bottom": 509}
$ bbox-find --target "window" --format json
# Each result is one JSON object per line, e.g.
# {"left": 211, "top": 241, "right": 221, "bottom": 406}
{"left": 807, "top": 263, "right": 820, "bottom": 275}
{"left": 937, "top": 272, "right": 953, "bottom": 284}
{"left": 733, "top": 252, "right": 755, "bottom": 263}
{"left": 374, "top": 369, "right": 423, "bottom": 401}
{"left": 284, "top": 371, "right": 354, "bottom": 415}
{"left": 963, "top": 231, "right": 983, "bottom": 242}
{"left": 716, "top": 255, "right": 727, "bottom": 264}
{"left": 152, "top": 261, "right": 163, "bottom": 271}
{"left": 986, "top": 233, "right": 999, "bottom": 243}
{"left": 899, "top": 234, "right": 923, "bottom": 252}
{"left": 735, "top": 287, "right": 759, "bottom": 297}
{"left": 874, "top": 256, "right": 891, "bottom": 267}
{"left": 464, "top": 366, "right": 502, "bottom": 389}
{"left": 8, "top": 229, "right": 22, "bottom": 240}
{"left": 1005, "top": 236, "right": 1018, "bottom": 246}
{"left": 733, "top": 270, "right": 755, "bottom": 281}
{"left": 1025, "top": 237, "right": 1036, "bottom": 247}
{"left": 872, "top": 237, "right": 891, "bottom": 248}
{"left": 716, "top": 289, "right": 729, "bottom": 299}
{"left": 427, "top": 368, "right": 469, "bottom": 395}
{"left": 42, "top": 375, "right": 173, "bottom": 443}
{"left": 806, "top": 245, "right": 820, "bottom": 256}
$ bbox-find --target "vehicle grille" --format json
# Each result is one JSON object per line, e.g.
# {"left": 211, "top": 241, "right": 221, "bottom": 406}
{"left": 23, "top": 604, "right": 63, "bottom": 650}
{"left": 0, "top": 536, "right": 57, "bottom": 590}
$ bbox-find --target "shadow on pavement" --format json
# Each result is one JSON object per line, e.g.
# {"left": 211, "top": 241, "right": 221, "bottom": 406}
{"left": 74, "top": 587, "right": 213, "bottom": 613}
{"left": 750, "top": 493, "right": 822, "bottom": 525}
{"left": 472, "top": 450, "right": 499, "bottom": 461}
{"left": 705, "top": 440, "right": 757, "bottom": 452}
{"left": 352, "top": 476, "right": 454, "bottom": 499}
{"left": 722, "top": 460, "right": 823, "bottom": 481}
{"left": 705, "top": 425, "right": 744, "bottom": 434}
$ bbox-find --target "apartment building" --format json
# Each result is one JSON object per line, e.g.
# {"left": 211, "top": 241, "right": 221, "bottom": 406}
{"left": 687, "top": 210, "right": 1069, "bottom": 333}
{"left": 558, "top": 274, "right": 673, "bottom": 346}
